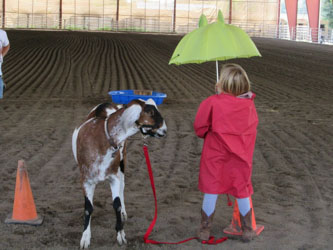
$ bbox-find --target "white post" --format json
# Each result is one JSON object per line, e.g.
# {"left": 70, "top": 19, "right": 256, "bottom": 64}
{"left": 318, "top": 0, "right": 322, "bottom": 43}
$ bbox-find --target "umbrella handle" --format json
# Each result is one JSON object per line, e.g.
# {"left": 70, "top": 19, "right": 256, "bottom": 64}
{"left": 216, "top": 61, "right": 219, "bottom": 83}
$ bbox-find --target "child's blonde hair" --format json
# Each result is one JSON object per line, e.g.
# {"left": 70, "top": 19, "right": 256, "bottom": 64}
{"left": 217, "top": 63, "right": 251, "bottom": 96}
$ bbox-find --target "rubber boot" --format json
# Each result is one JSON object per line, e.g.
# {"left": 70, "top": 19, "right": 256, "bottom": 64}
{"left": 240, "top": 208, "right": 257, "bottom": 242}
{"left": 198, "top": 209, "right": 214, "bottom": 241}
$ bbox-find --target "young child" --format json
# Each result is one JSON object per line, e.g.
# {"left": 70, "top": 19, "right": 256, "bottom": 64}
{"left": 194, "top": 63, "right": 258, "bottom": 242}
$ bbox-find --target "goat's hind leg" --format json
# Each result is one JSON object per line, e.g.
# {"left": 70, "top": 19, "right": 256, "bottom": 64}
{"left": 119, "top": 159, "right": 127, "bottom": 222}
{"left": 110, "top": 173, "right": 127, "bottom": 245}
{"left": 119, "top": 141, "right": 127, "bottom": 222}
{"left": 80, "top": 182, "right": 96, "bottom": 249}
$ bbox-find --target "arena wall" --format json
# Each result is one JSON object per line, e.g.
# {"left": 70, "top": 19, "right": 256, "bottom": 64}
{"left": 0, "top": 0, "right": 279, "bottom": 32}
{"left": 0, "top": 0, "right": 331, "bottom": 44}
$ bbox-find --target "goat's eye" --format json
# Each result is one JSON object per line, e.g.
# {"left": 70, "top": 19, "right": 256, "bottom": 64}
{"left": 149, "top": 110, "right": 154, "bottom": 116}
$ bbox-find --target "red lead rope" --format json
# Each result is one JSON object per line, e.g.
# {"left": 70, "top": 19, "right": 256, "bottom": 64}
{"left": 143, "top": 145, "right": 228, "bottom": 245}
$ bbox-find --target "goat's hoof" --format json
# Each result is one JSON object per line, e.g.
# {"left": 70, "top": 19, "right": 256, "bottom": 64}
{"left": 117, "top": 230, "right": 127, "bottom": 245}
{"left": 80, "top": 230, "right": 91, "bottom": 249}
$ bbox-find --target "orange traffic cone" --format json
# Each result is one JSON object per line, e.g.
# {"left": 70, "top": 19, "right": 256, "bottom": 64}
{"left": 5, "top": 160, "right": 43, "bottom": 225}
{"left": 223, "top": 196, "right": 264, "bottom": 236}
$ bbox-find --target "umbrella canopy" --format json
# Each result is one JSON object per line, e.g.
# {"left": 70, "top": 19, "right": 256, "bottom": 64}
{"left": 169, "top": 10, "right": 261, "bottom": 81}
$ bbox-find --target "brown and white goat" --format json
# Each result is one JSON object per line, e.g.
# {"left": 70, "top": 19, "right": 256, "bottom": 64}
{"left": 72, "top": 99, "right": 167, "bottom": 249}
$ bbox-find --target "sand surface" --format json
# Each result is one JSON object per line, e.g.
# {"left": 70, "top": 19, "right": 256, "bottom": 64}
{"left": 0, "top": 30, "right": 332, "bottom": 249}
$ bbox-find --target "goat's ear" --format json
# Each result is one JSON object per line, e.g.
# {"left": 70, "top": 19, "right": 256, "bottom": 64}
{"left": 145, "top": 98, "right": 157, "bottom": 107}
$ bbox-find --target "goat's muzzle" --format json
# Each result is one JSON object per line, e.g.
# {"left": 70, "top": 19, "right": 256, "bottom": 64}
{"left": 137, "top": 120, "right": 167, "bottom": 138}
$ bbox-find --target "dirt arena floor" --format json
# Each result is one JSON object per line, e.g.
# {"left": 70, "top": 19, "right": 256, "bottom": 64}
{"left": 0, "top": 30, "right": 332, "bottom": 250}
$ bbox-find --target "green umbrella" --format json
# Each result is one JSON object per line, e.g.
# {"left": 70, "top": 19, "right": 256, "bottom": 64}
{"left": 169, "top": 10, "right": 261, "bottom": 82}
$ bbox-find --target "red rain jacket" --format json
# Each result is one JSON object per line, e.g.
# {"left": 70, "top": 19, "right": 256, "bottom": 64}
{"left": 194, "top": 92, "right": 258, "bottom": 198}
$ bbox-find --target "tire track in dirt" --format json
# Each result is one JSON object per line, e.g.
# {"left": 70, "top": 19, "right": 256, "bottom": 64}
{"left": 24, "top": 48, "right": 63, "bottom": 98}
{"left": 138, "top": 35, "right": 218, "bottom": 98}
{"left": 0, "top": 99, "right": 34, "bottom": 122}
{"left": 33, "top": 33, "right": 76, "bottom": 97}
{"left": 252, "top": 66, "right": 331, "bottom": 103}
{"left": 111, "top": 38, "right": 135, "bottom": 91}
{"left": 109, "top": 38, "right": 122, "bottom": 91}
{"left": 105, "top": 37, "right": 131, "bottom": 91}
{"left": 74, "top": 36, "right": 93, "bottom": 97}
{"left": 99, "top": 38, "right": 115, "bottom": 95}
{"left": 118, "top": 38, "right": 150, "bottom": 91}
{"left": 86, "top": 37, "right": 110, "bottom": 96}
{"left": 8, "top": 46, "right": 61, "bottom": 98}
{"left": 170, "top": 64, "right": 215, "bottom": 98}
{"left": 251, "top": 39, "right": 333, "bottom": 100}
{"left": 113, "top": 35, "right": 197, "bottom": 100}
{"left": 118, "top": 39, "right": 154, "bottom": 91}
{"left": 4, "top": 32, "right": 72, "bottom": 97}
{"left": 84, "top": 36, "right": 108, "bottom": 96}
{"left": 258, "top": 125, "right": 330, "bottom": 247}
{"left": 0, "top": 100, "right": 59, "bottom": 160}
{"left": 2, "top": 47, "right": 33, "bottom": 73}
{"left": 2, "top": 99, "right": 87, "bottom": 176}
{"left": 54, "top": 34, "right": 79, "bottom": 97}
{"left": 117, "top": 39, "right": 146, "bottom": 91}
{"left": 0, "top": 100, "right": 45, "bottom": 140}
{"left": 124, "top": 36, "right": 176, "bottom": 93}
{"left": 146, "top": 56, "right": 199, "bottom": 100}
{"left": 45, "top": 50, "right": 72, "bottom": 97}
{"left": 59, "top": 34, "right": 90, "bottom": 97}
{"left": 140, "top": 55, "right": 195, "bottom": 100}
{"left": 4, "top": 47, "right": 48, "bottom": 96}
{"left": 283, "top": 124, "right": 333, "bottom": 161}
{"left": 30, "top": 100, "right": 78, "bottom": 181}
{"left": 149, "top": 105, "right": 198, "bottom": 207}
{"left": 123, "top": 37, "right": 163, "bottom": 91}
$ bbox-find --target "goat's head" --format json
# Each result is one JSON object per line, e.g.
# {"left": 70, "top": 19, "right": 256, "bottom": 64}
{"left": 134, "top": 98, "right": 167, "bottom": 137}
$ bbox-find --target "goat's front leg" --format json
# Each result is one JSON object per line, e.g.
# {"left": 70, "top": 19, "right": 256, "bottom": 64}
{"left": 110, "top": 172, "right": 127, "bottom": 245}
{"left": 80, "top": 182, "right": 96, "bottom": 249}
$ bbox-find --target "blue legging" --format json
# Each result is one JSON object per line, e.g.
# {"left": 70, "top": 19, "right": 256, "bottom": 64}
{"left": 202, "top": 194, "right": 251, "bottom": 217}
{"left": 0, "top": 76, "right": 3, "bottom": 99}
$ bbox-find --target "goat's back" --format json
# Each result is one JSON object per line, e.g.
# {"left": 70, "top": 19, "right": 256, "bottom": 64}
{"left": 72, "top": 102, "right": 121, "bottom": 165}
{"left": 86, "top": 103, "right": 121, "bottom": 121}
